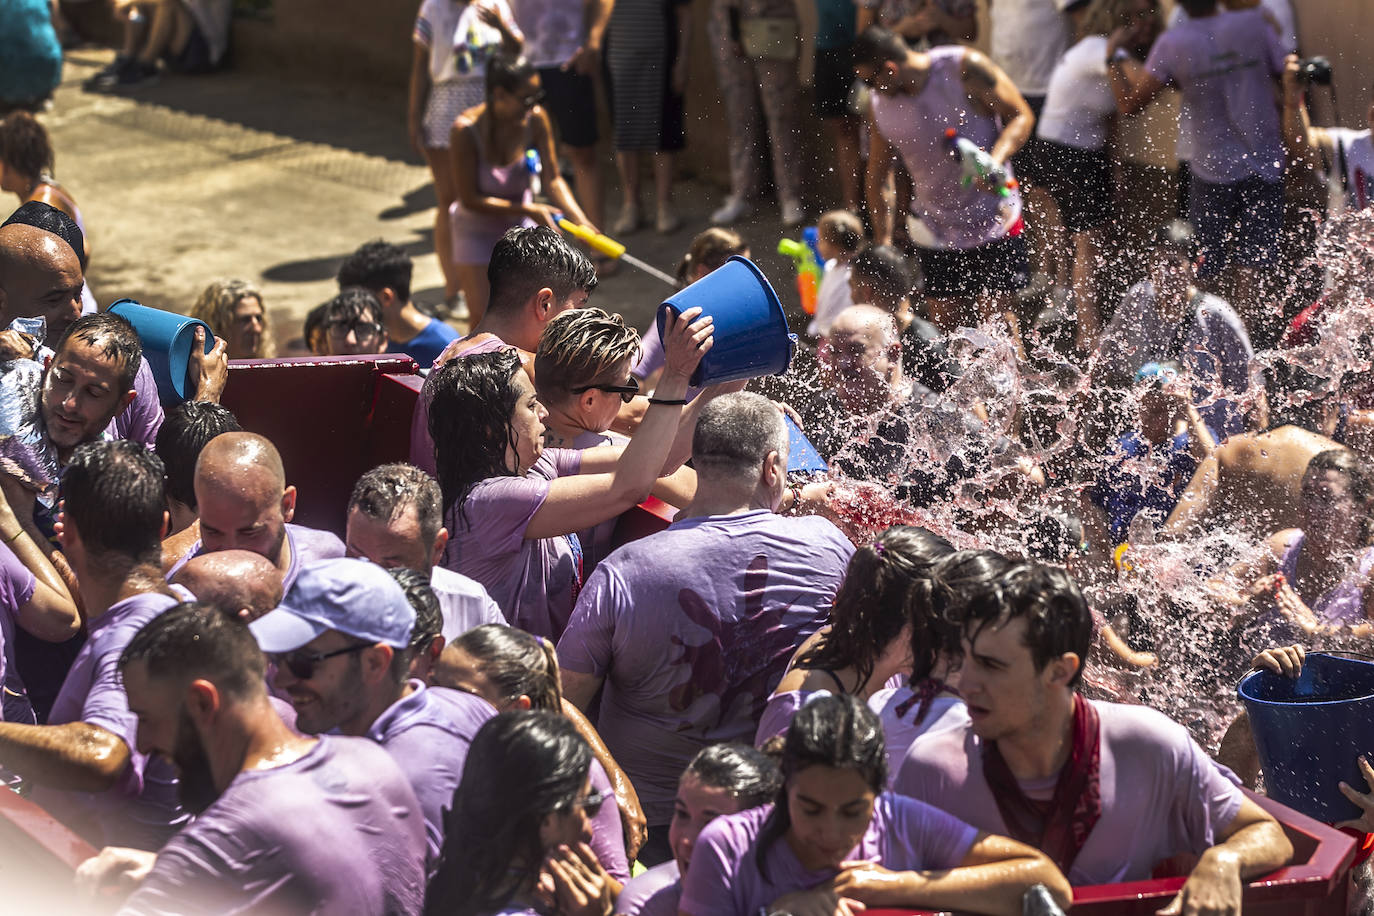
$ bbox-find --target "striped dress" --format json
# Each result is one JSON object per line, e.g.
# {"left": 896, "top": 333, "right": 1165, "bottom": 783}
{"left": 605, "top": 0, "right": 688, "bottom": 151}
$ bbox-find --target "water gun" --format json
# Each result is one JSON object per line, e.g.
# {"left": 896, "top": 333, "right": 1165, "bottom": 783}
{"left": 778, "top": 231, "right": 822, "bottom": 316}
{"left": 944, "top": 128, "right": 1017, "bottom": 198}
{"left": 553, "top": 216, "right": 678, "bottom": 287}
{"left": 524, "top": 148, "right": 542, "bottom": 197}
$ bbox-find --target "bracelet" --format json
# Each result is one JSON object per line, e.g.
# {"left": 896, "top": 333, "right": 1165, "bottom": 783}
{"left": 2, "top": 528, "right": 22, "bottom": 545}
{"left": 646, "top": 397, "right": 688, "bottom": 406}
{"left": 784, "top": 480, "right": 804, "bottom": 515}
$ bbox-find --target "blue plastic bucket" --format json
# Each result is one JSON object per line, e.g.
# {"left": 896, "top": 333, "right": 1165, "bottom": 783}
{"left": 108, "top": 299, "right": 213, "bottom": 406}
{"left": 1238, "top": 652, "right": 1374, "bottom": 822}
{"left": 785, "top": 414, "right": 827, "bottom": 474}
{"left": 657, "top": 256, "right": 796, "bottom": 387}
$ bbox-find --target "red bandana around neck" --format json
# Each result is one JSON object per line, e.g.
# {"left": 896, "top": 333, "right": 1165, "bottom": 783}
{"left": 982, "top": 693, "right": 1102, "bottom": 874}
{"left": 893, "top": 677, "right": 957, "bottom": 725}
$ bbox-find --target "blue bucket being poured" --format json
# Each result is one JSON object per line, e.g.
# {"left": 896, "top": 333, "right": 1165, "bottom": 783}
{"left": 656, "top": 256, "right": 796, "bottom": 388}
{"left": 1238, "top": 652, "right": 1374, "bottom": 823}
{"left": 108, "top": 299, "right": 214, "bottom": 407}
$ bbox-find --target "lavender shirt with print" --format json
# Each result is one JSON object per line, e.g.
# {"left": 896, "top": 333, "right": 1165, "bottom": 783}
{"left": 120, "top": 735, "right": 427, "bottom": 916}
{"left": 679, "top": 794, "right": 978, "bottom": 916}
{"left": 894, "top": 699, "right": 1245, "bottom": 885}
{"left": 443, "top": 448, "right": 585, "bottom": 640}
{"left": 557, "top": 510, "right": 853, "bottom": 825}
{"left": 35, "top": 591, "right": 190, "bottom": 850}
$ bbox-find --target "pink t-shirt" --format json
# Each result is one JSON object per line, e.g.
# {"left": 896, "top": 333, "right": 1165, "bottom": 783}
{"left": 679, "top": 794, "right": 978, "bottom": 916}
{"left": 893, "top": 698, "right": 1245, "bottom": 885}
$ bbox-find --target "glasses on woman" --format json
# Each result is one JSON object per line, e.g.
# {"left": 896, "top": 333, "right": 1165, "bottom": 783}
{"left": 269, "top": 643, "right": 371, "bottom": 680}
{"left": 571, "top": 375, "right": 640, "bottom": 404}
{"left": 573, "top": 790, "right": 606, "bottom": 818}
{"left": 519, "top": 89, "right": 547, "bottom": 110}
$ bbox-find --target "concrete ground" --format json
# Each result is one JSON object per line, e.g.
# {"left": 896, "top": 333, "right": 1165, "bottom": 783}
{"left": 38, "top": 50, "right": 811, "bottom": 348}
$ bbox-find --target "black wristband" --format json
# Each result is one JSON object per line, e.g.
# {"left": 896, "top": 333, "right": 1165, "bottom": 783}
{"left": 647, "top": 397, "right": 688, "bottom": 406}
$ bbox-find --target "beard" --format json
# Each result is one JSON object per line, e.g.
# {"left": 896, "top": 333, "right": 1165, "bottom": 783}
{"left": 173, "top": 708, "right": 220, "bottom": 815}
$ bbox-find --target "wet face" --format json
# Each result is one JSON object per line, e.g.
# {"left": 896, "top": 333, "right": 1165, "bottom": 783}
{"left": 958, "top": 616, "right": 1052, "bottom": 742}
{"left": 123, "top": 661, "right": 221, "bottom": 815}
{"left": 1, "top": 236, "right": 83, "bottom": 341}
{"left": 197, "top": 483, "right": 290, "bottom": 566}
{"left": 539, "top": 775, "right": 598, "bottom": 851}
{"left": 1138, "top": 389, "right": 1173, "bottom": 445}
{"left": 784, "top": 766, "right": 876, "bottom": 871}
{"left": 827, "top": 323, "right": 895, "bottom": 414}
{"left": 1147, "top": 247, "right": 1193, "bottom": 307}
{"left": 269, "top": 630, "right": 371, "bottom": 735}
{"left": 41, "top": 338, "right": 133, "bottom": 456}
{"left": 228, "top": 296, "right": 265, "bottom": 359}
{"left": 345, "top": 504, "right": 433, "bottom": 571}
{"left": 670, "top": 774, "right": 744, "bottom": 875}
{"left": 507, "top": 370, "right": 548, "bottom": 474}
{"left": 1302, "top": 467, "right": 1364, "bottom": 543}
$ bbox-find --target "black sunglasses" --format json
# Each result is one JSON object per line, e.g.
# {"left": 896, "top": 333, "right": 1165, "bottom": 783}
{"left": 326, "top": 320, "right": 383, "bottom": 340}
{"left": 269, "top": 643, "right": 371, "bottom": 680}
{"left": 571, "top": 376, "right": 640, "bottom": 404}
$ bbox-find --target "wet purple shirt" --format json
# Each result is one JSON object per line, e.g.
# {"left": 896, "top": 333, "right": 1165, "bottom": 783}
{"left": 367, "top": 681, "right": 496, "bottom": 873}
{"left": 165, "top": 522, "right": 347, "bottom": 593}
{"left": 893, "top": 698, "right": 1245, "bottom": 884}
{"left": 109, "top": 358, "right": 163, "bottom": 447}
{"left": 557, "top": 510, "right": 853, "bottom": 825}
{"left": 36, "top": 591, "right": 191, "bottom": 850}
{"left": 0, "top": 539, "right": 36, "bottom": 717}
{"left": 587, "top": 757, "right": 631, "bottom": 882}
{"left": 616, "top": 860, "right": 680, "bottom": 916}
{"left": 443, "top": 448, "right": 585, "bottom": 640}
{"left": 120, "top": 735, "right": 426, "bottom": 916}
{"left": 679, "top": 794, "right": 978, "bottom": 916}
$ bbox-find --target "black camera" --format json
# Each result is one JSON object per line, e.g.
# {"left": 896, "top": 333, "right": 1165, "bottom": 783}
{"left": 1296, "top": 56, "right": 1334, "bottom": 86}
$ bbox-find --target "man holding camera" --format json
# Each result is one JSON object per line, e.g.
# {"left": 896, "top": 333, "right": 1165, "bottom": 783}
{"left": 1282, "top": 53, "right": 1373, "bottom": 214}
{"left": 1109, "top": 0, "right": 1286, "bottom": 344}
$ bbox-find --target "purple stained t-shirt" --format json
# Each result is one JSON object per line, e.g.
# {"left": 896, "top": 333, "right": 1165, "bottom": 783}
{"left": 893, "top": 698, "right": 1246, "bottom": 885}
{"left": 0, "top": 539, "right": 37, "bottom": 719}
{"left": 557, "top": 509, "right": 854, "bottom": 825}
{"left": 867, "top": 688, "right": 969, "bottom": 789}
{"left": 443, "top": 447, "right": 585, "bottom": 640}
{"left": 120, "top": 735, "right": 427, "bottom": 916}
{"left": 616, "top": 860, "right": 680, "bottom": 916}
{"left": 35, "top": 590, "right": 191, "bottom": 850}
{"left": 164, "top": 522, "right": 346, "bottom": 593}
{"left": 679, "top": 794, "right": 979, "bottom": 916}
{"left": 367, "top": 680, "right": 496, "bottom": 875}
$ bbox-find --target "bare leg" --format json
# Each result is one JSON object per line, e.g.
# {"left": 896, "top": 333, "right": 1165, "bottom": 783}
{"left": 824, "top": 115, "right": 863, "bottom": 213}
{"left": 422, "top": 146, "right": 460, "bottom": 300}
{"left": 613, "top": 150, "right": 643, "bottom": 234}
{"left": 1024, "top": 184, "right": 1067, "bottom": 289}
{"left": 653, "top": 151, "right": 677, "bottom": 232}
{"left": 565, "top": 144, "right": 603, "bottom": 232}
{"left": 455, "top": 263, "right": 489, "bottom": 329}
{"left": 980, "top": 289, "right": 1025, "bottom": 358}
{"left": 117, "top": 1, "right": 150, "bottom": 57}
{"left": 135, "top": 0, "right": 189, "bottom": 65}
{"left": 1231, "top": 264, "right": 1278, "bottom": 348}
{"left": 1071, "top": 227, "right": 1106, "bottom": 353}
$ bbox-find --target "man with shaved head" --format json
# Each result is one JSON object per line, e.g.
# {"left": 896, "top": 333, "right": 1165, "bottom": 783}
{"left": 172, "top": 550, "right": 284, "bottom": 622}
{"left": 168, "top": 432, "right": 344, "bottom": 591}
{"left": 0, "top": 221, "right": 83, "bottom": 343}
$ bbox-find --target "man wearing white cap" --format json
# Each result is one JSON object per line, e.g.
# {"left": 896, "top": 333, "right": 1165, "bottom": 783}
{"left": 250, "top": 557, "right": 495, "bottom": 875}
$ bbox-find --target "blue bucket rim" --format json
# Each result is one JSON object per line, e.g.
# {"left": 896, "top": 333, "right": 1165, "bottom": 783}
{"left": 1237, "top": 652, "right": 1374, "bottom": 708}
{"left": 660, "top": 255, "right": 788, "bottom": 328}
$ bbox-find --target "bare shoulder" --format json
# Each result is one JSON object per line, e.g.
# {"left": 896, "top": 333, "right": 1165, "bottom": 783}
{"left": 960, "top": 49, "right": 1000, "bottom": 89}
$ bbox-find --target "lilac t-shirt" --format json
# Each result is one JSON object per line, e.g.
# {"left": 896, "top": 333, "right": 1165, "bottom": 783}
{"left": 36, "top": 591, "right": 190, "bottom": 850}
{"left": 367, "top": 681, "right": 496, "bottom": 874}
{"left": 756, "top": 688, "right": 813, "bottom": 744}
{"left": 430, "top": 566, "right": 505, "bottom": 641}
{"left": 679, "top": 794, "right": 979, "bottom": 916}
{"left": 616, "top": 860, "right": 680, "bottom": 916}
{"left": 443, "top": 448, "right": 585, "bottom": 640}
{"left": 893, "top": 699, "right": 1246, "bottom": 885}
{"left": 165, "top": 522, "right": 346, "bottom": 593}
{"left": 410, "top": 333, "right": 513, "bottom": 476}
{"left": 867, "top": 688, "right": 969, "bottom": 789}
{"left": 120, "top": 735, "right": 427, "bottom": 916}
{"left": 109, "top": 357, "right": 163, "bottom": 448}
{"left": 588, "top": 757, "right": 631, "bottom": 882}
{"left": 1144, "top": 8, "right": 1286, "bottom": 184}
{"left": 0, "top": 539, "right": 37, "bottom": 716}
{"left": 557, "top": 510, "right": 854, "bottom": 825}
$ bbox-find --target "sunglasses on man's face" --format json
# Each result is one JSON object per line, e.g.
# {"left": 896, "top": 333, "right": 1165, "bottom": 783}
{"left": 269, "top": 643, "right": 371, "bottom": 680}
{"left": 571, "top": 375, "right": 640, "bottom": 404}
{"left": 326, "top": 320, "right": 383, "bottom": 341}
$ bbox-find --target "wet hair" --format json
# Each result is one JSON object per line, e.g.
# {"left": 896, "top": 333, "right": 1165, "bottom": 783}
{"left": 951, "top": 559, "right": 1093, "bottom": 688}
{"left": 797, "top": 526, "right": 956, "bottom": 688}
{"left": 485, "top": 53, "right": 538, "bottom": 101}
{"left": 1302, "top": 450, "right": 1374, "bottom": 533}
{"left": 155, "top": 402, "right": 242, "bottom": 512}
{"left": 0, "top": 112, "right": 54, "bottom": 183}
{"left": 925, "top": 549, "right": 1019, "bottom": 668}
{"left": 426, "top": 711, "right": 591, "bottom": 916}
{"left": 684, "top": 743, "right": 782, "bottom": 809}
{"left": 534, "top": 307, "right": 641, "bottom": 405}
{"left": 321, "top": 286, "right": 384, "bottom": 328}
{"left": 755, "top": 694, "right": 887, "bottom": 877}
{"left": 449, "top": 623, "right": 563, "bottom": 711}
{"left": 692, "top": 392, "right": 788, "bottom": 481}
{"left": 427, "top": 349, "right": 525, "bottom": 528}
{"left": 1, "top": 201, "right": 86, "bottom": 270}
{"left": 189, "top": 278, "right": 274, "bottom": 358}
{"left": 818, "top": 211, "right": 864, "bottom": 255}
{"left": 348, "top": 463, "right": 445, "bottom": 552}
{"left": 119, "top": 601, "right": 266, "bottom": 698}
{"left": 388, "top": 566, "right": 440, "bottom": 681}
{"left": 852, "top": 26, "right": 912, "bottom": 69}
{"left": 51, "top": 312, "right": 142, "bottom": 395}
{"left": 337, "top": 239, "right": 413, "bottom": 305}
{"left": 676, "top": 227, "right": 748, "bottom": 286}
{"left": 486, "top": 226, "right": 598, "bottom": 317}
{"left": 61, "top": 440, "right": 166, "bottom": 566}
{"left": 850, "top": 245, "right": 919, "bottom": 312}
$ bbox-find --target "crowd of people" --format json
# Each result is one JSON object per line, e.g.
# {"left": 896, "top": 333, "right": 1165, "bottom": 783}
{"left": 2, "top": 0, "right": 1374, "bottom": 914}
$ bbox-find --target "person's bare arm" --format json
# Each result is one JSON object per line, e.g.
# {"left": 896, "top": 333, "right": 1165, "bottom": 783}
{"left": 536, "top": 111, "right": 594, "bottom": 230}
{"left": 0, "top": 721, "right": 129, "bottom": 792}
{"left": 1158, "top": 798, "right": 1292, "bottom": 916}
{"left": 560, "top": 667, "right": 604, "bottom": 712}
{"left": 1280, "top": 54, "right": 1329, "bottom": 177}
{"left": 650, "top": 465, "right": 696, "bottom": 508}
{"left": 566, "top": 0, "right": 612, "bottom": 75}
{"left": 865, "top": 105, "right": 898, "bottom": 246}
{"left": 561, "top": 698, "right": 647, "bottom": 861}
{"left": 1160, "top": 452, "right": 1221, "bottom": 540}
{"left": 408, "top": 41, "right": 431, "bottom": 156}
{"left": 856, "top": 5, "right": 876, "bottom": 31}
{"left": 0, "top": 479, "right": 78, "bottom": 641}
{"left": 1106, "top": 44, "right": 1165, "bottom": 116}
{"left": 961, "top": 50, "right": 1034, "bottom": 165}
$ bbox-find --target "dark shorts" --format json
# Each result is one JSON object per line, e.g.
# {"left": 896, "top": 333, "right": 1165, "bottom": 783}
{"left": 1187, "top": 173, "right": 1283, "bottom": 279}
{"left": 1010, "top": 95, "right": 1052, "bottom": 185}
{"left": 916, "top": 233, "right": 1030, "bottom": 299}
{"left": 164, "top": 20, "right": 215, "bottom": 74}
{"left": 1040, "top": 138, "right": 1114, "bottom": 232}
{"left": 814, "top": 44, "right": 856, "bottom": 118}
{"left": 537, "top": 66, "right": 599, "bottom": 149}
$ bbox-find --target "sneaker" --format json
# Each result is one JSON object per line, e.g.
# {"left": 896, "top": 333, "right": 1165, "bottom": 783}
{"left": 710, "top": 195, "right": 750, "bottom": 225}
{"left": 437, "top": 293, "right": 469, "bottom": 322}
{"left": 780, "top": 199, "right": 806, "bottom": 227}
{"left": 92, "top": 59, "right": 158, "bottom": 91}
{"left": 612, "top": 201, "right": 641, "bottom": 236}
{"left": 656, "top": 205, "right": 681, "bottom": 235}
{"left": 84, "top": 55, "right": 130, "bottom": 91}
